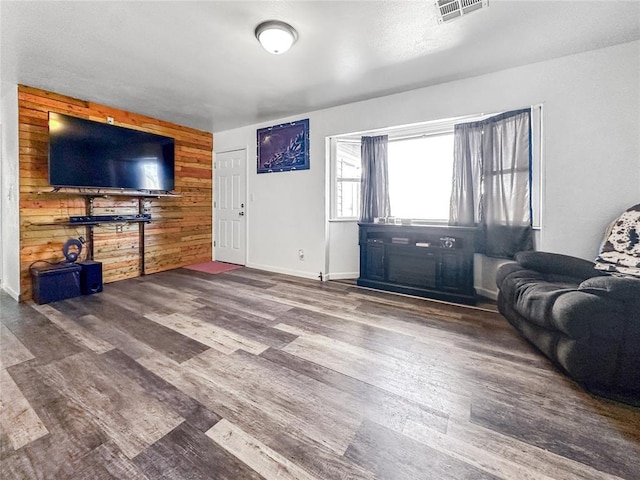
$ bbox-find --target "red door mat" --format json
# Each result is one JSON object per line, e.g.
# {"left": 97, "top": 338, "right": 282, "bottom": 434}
{"left": 183, "top": 261, "right": 243, "bottom": 275}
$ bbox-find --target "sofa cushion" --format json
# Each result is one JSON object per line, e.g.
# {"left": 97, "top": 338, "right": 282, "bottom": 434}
{"left": 515, "top": 251, "right": 604, "bottom": 282}
{"left": 511, "top": 280, "right": 577, "bottom": 331}
{"left": 495, "top": 261, "right": 526, "bottom": 289}
{"left": 497, "top": 265, "right": 627, "bottom": 339}
{"left": 580, "top": 275, "right": 640, "bottom": 301}
{"left": 498, "top": 265, "right": 571, "bottom": 324}
{"left": 550, "top": 291, "right": 626, "bottom": 340}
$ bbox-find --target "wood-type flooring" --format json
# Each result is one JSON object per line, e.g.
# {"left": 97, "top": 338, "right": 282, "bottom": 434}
{"left": 1, "top": 268, "right": 639, "bottom": 479}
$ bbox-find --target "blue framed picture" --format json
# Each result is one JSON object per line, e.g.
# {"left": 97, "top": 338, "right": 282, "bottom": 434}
{"left": 257, "top": 119, "right": 309, "bottom": 173}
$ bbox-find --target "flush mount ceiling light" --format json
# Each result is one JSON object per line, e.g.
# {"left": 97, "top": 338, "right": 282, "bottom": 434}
{"left": 255, "top": 20, "right": 298, "bottom": 54}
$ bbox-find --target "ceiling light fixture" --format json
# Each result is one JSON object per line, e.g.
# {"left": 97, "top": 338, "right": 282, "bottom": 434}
{"left": 255, "top": 20, "right": 298, "bottom": 55}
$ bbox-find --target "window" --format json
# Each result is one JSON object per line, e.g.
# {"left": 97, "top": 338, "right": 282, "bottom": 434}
{"left": 334, "top": 141, "right": 361, "bottom": 219}
{"left": 332, "top": 130, "right": 454, "bottom": 221}
{"left": 330, "top": 106, "right": 542, "bottom": 225}
{"left": 388, "top": 134, "right": 453, "bottom": 222}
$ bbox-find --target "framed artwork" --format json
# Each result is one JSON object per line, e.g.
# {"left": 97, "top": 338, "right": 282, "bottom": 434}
{"left": 257, "top": 119, "right": 309, "bottom": 173}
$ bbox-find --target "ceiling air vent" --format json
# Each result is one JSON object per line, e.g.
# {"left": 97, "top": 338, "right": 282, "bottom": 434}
{"left": 435, "top": 0, "right": 489, "bottom": 23}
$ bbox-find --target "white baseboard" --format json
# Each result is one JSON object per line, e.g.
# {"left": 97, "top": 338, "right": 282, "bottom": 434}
{"left": 475, "top": 286, "right": 498, "bottom": 301}
{"left": 245, "top": 263, "right": 323, "bottom": 281}
{"left": 324, "top": 272, "right": 358, "bottom": 281}
{"left": 244, "top": 263, "right": 500, "bottom": 299}
{"left": 1, "top": 284, "right": 20, "bottom": 301}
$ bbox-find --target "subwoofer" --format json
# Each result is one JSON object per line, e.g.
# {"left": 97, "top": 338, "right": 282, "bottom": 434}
{"left": 78, "top": 261, "right": 103, "bottom": 295}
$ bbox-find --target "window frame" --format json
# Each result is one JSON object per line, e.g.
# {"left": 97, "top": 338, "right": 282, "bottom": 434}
{"left": 330, "top": 137, "right": 363, "bottom": 221}
{"left": 328, "top": 105, "right": 543, "bottom": 226}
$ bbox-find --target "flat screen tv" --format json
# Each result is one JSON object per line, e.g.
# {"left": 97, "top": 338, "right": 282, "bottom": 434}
{"left": 48, "top": 112, "right": 175, "bottom": 192}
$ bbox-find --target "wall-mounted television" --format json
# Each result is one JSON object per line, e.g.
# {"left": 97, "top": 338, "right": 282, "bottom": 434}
{"left": 48, "top": 112, "right": 175, "bottom": 192}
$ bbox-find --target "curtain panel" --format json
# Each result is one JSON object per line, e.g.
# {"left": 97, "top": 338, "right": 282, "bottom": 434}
{"left": 359, "top": 135, "right": 390, "bottom": 223}
{"left": 450, "top": 109, "right": 533, "bottom": 258}
{"left": 450, "top": 122, "right": 483, "bottom": 226}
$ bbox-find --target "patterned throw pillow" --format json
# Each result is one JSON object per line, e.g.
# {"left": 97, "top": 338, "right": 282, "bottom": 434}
{"left": 595, "top": 204, "right": 640, "bottom": 277}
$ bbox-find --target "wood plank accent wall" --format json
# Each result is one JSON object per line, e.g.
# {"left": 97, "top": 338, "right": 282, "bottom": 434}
{"left": 18, "top": 85, "right": 213, "bottom": 301}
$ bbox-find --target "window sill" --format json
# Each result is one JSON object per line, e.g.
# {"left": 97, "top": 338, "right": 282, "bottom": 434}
{"left": 408, "top": 220, "right": 449, "bottom": 226}
{"left": 329, "top": 218, "right": 359, "bottom": 223}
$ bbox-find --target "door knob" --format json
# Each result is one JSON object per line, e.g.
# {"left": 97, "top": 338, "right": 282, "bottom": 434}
{"left": 239, "top": 212, "right": 245, "bottom": 216}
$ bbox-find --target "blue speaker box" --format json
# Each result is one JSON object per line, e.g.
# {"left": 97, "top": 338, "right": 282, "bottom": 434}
{"left": 30, "top": 263, "right": 82, "bottom": 305}
{"left": 78, "top": 261, "right": 103, "bottom": 295}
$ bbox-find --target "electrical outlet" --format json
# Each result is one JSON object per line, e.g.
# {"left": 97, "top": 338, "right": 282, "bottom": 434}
{"left": 298, "top": 249, "right": 304, "bottom": 260}
{"left": 107, "top": 116, "right": 114, "bottom": 125}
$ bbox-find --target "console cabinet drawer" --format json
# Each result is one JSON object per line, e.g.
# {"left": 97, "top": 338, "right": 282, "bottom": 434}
{"left": 364, "top": 242, "right": 385, "bottom": 280}
{"left": 386, "top": 245, "right": 437, "bottom": 289}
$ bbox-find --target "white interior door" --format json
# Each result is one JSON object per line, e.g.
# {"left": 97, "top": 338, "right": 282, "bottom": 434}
{"left": 214, "top": 148, "right": 247, "bottom": 265}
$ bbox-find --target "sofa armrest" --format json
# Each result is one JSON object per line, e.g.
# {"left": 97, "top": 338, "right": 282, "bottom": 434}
{"left": 551, "top": 290, "right": 626, "bottom": 340}
{"left": 554, "top": 277, "right": 640, "bottom": 342}
{"left": 579, "top": 275, "right": 640, "bottom": 302}
{"left": 515, "top": 251, "right": 606, "bottom": 282}
{"left": 495, "top": 261, "right": 523, "bottom": 287}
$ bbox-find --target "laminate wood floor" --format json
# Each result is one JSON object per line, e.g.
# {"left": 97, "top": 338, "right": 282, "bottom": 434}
{"left": 1, "top": 268, "right": 639, "bottom": 479}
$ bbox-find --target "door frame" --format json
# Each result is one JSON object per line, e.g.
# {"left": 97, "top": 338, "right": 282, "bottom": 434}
{"left": 213, "top": 146, "right": 249, "bottom": 265}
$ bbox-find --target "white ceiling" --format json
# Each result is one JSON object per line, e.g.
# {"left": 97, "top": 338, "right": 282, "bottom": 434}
{"left": 2, "top": 1, "right": 639, "bottom": 133}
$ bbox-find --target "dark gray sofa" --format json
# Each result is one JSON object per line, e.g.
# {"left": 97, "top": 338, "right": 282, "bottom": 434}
{"left": 496, "top": 251, "right": 640, "bottom": 403}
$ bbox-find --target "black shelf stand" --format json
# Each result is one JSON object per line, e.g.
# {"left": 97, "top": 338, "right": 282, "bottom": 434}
{"left": 31, "top": 191, "right": 161, "bottom": 275}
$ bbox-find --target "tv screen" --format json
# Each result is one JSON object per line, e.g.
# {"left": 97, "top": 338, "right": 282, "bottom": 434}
{"left": 48, "top": 112, "right": 175, "bottom": 191}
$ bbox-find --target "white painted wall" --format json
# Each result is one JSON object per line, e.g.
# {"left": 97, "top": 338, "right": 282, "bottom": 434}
{"left": 214, "top": 40, "right": 640, "bottom": 295}
{"left": 327, "top": 221, "right": 359, "bottom": 280}
{"left": 213, "top": 124, "right": 327, "bottom": 279}
{"left": 1, "top": 82, "right": 20, "bottom": 300}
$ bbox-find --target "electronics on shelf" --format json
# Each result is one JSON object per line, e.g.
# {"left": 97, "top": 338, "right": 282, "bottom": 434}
{"left": 69, "top": 214, "right": 152, "bottom": 223}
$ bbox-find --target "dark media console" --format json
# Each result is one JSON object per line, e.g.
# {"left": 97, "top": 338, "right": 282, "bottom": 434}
{"left": 358, "top": 223, "right": 477, "bottom": 305}
{"left": 70, "top": 213, "right": 152, "bottom": 224}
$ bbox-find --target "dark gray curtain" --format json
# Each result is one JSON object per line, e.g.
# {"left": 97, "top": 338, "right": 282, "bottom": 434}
{"left": 450, "top": 122, "right": 483, "bottom": 226}
{"left": 450, "top": 109, "right": 533, "bottom": 258}
{"left": 360, "top": 135, "right": 390, "bottom": 223}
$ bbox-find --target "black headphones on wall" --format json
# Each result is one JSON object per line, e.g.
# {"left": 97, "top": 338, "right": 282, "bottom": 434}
{"left": 62, "top": 238, "right": 83, "bottom": 263}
